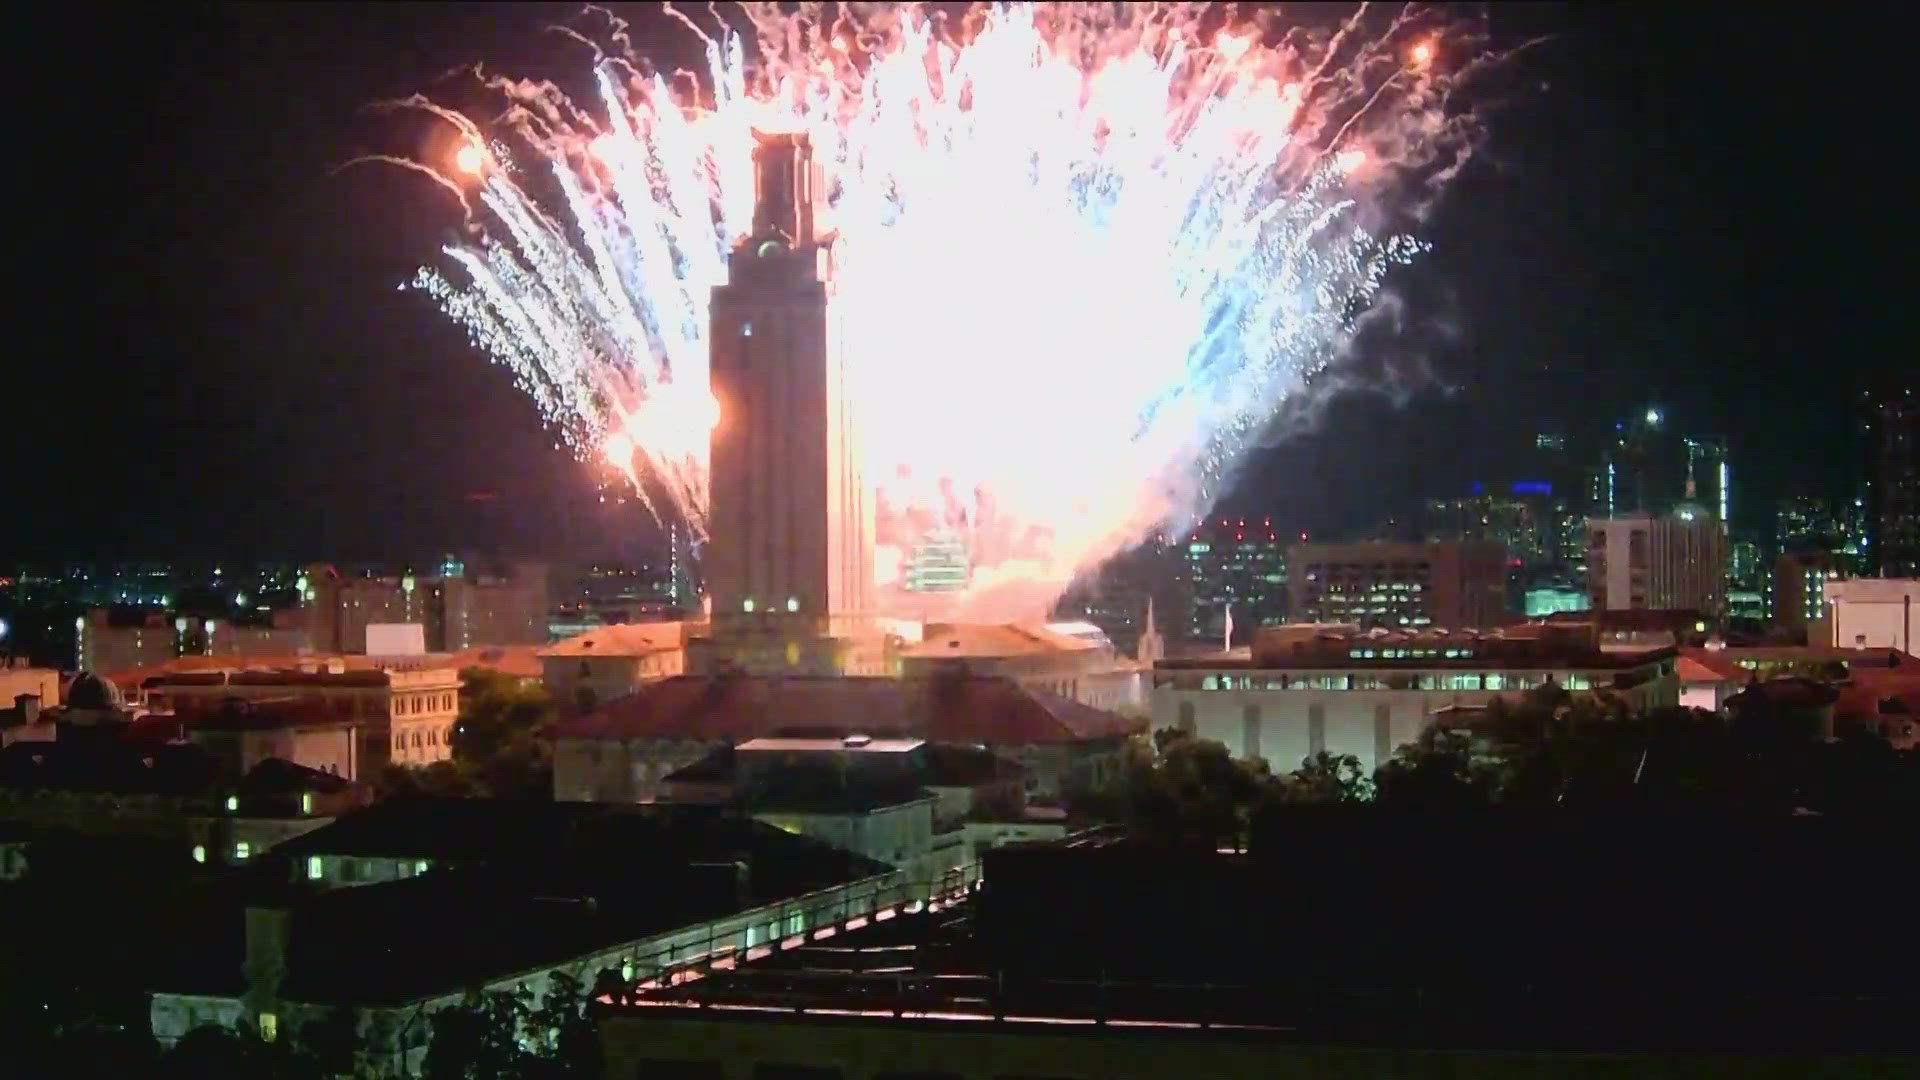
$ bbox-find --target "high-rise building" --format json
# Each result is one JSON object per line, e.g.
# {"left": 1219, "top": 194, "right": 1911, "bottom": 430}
{"left": 1863, "top": 383, "right": 1918, "bottom": 576}
{"left": 1426, "top": 484, "right": 1552, "bottom": 567}
{"left": 1289, "top": 540, "right": 1510, "bottom": 630}
{"left": 1180, "top": 518, "right": 1287, "bottom": 643}
{"left": 1584, "top": 514, "right": 1728, "bottom": 616}
{"left": 1591, "top": 410, "right": 1731, "bottom": 527}
{"left": 1774, "top": 493, "right": 1869, "bottom": 576}
{"left": 1773, "top": 550, "right": 1848, "bottom": 633}
{"left": 302, "top": 562, "right": 548, "bottom": 654}
{"left": 690, "top": 132, "right": 883, "bottom": 676}
{"left": 1599, "top": 409, "right": 1685, "bottom": 518}
{"left": 1684, "top": 436, "right": 1731, "bottom": 526}
{"left": 903, "top": 529, "right": 970, "bottom": 593}
{"left": 1726, "top": 537, "right": 1768, "bottom": 621}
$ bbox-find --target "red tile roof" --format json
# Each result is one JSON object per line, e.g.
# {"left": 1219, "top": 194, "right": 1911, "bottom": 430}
{"left": 1676, "top": 649, "right": 1749, "bottom": 683}
{"left": 538, "top": 623, "right": 686, "bottom": 658}
{"left": 449, "top": 644, "right": 546, "bottom": 680}
{"left": 550, "top": 674, "right": 1139, "bottom": 747}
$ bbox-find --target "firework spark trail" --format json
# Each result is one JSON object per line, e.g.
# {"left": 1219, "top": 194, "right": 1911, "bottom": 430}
{"left": 395, "top": 1, "right": 1491, "bottom": 616}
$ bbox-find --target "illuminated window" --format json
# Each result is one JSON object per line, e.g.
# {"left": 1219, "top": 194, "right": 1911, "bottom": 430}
{"left": 740, "top": 320, "right": 753, "bottom": 336}
{"left": 225, "top": 795, "right": 238, "bottom": 812}
{"left": 258, "top": 1012, "right": 277, "bottom": 1042}
{"left": 300, "top": 792, "right": 313, "bottom": 814}
{"left": 786, "top": 596, "right": 799, "bottom": 612}
{"left": 307, "top": 856, "right": 323, "bottom": 880}
{"left": 415, "top": 860, "right": 429, "bottom": 875}
{"left": 743, "top": 598, "right": 755, "bottom": 613}
{"left": 234, "top": 842, "right": 252, "bottom": 861}
{"left": 192, "top": 845, "right": 206, "bottom": 864}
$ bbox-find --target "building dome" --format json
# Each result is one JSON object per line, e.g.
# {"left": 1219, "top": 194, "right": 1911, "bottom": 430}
{"left": 65, "top": 671, "right": 125, "bottom": 711}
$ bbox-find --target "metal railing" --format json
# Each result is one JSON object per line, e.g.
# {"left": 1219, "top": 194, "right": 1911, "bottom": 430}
{"left": 603, "top": 862, "right": 981, "bottom": 996}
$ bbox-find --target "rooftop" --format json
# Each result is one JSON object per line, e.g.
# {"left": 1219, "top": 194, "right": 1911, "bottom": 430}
{"left": 551, "top": 674, "right": 1138, "bottom": 746}
{"left": 274, "top": 795, "right": 889, "bottom": 892}
{"left": 1156, "top": 624, "right": 1673, "bottom": 672}
{"left": 900, "top": 622, "right": 1105, "bottom": 660}
{"left": 1676, "top": 648, "right": 1750, "bottom": 683}
{"left": 538, "top": 622, "right": 687, "bottom": 658}
{"left": 664, "top": 740, "right": 1025, "bottom": 793}
{"left": 738, "top": 736, "right": 926, "bottom": 754}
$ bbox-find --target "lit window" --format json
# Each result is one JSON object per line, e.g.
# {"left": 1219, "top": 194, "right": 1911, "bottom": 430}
{"left": 226, "top": 795, "right": 238, "bottom": 812}
{"left": 258, "top": 1012, "right": 277, "bottom": 1042}
{"left": 786, "top": 596, "right": 799, "bottom": 612}
{"left": 415, "top": 860, "right": 429, "bottom": 875}
{"left": 307, "top": 856, "right": 323, "bottom": 880}
{"left": 234, "top": 842, "right": 252, "bottom": 861}
{"left": 743, "top": 598, "right": 755, "bottom": 612}
{"left": 192, "top": 845, "right": 206, "bottom": 864}
{"left": 300, "top": 792, "right": 313, "bottom": 814}
{"left": 740, "top": 320, "right": 753, "bottom": 336}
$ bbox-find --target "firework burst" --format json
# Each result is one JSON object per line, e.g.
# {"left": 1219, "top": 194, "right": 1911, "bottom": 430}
{"left": 383, "top": 2, "right": 1496, "bottom": 615}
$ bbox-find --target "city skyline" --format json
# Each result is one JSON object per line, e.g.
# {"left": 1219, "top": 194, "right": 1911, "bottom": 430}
{"left": 9, "top": 4, "right": 1899, "bottom": 566}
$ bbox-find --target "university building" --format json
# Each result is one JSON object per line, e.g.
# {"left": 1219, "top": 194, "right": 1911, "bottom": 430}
{"left": 1152, "top": 622, "right": 1678, "bottom": 775}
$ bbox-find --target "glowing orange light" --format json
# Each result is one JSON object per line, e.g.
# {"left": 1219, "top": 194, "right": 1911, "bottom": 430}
{"left": 455, "top": 143, "right": 485, "bottom": 175}
{"left": 1410, "top": 41, "right": 1434, "bottom": 67}
{"left": 1336, "top": 149, "right": 1368, "bottom": 174}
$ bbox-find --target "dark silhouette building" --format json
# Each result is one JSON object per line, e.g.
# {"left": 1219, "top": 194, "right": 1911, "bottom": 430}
{"left": 1864, "top": 382, "right": 1918, "bottom": 576}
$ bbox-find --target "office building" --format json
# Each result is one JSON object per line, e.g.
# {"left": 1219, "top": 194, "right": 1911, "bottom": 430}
{"left": 690, "top": 132, "right": 884, "bottom": 677}
{"left": 140, "top": 661, "right": 462, "bottom": 771}
{"left": 1775, "top": 492, "right": 1870, "bottom": 575}
{"left": 1180, "top": 517, "right": 1287, "bottom": 643}
{"left": 1289, "top": 540, "right": 1510, "bottom": 630}
{"left": 302, "top": 562, "right": 548, "bottom": 654}
{"left": 1822, "top": 578, "right": 1917, "bottom": 654}
{"left": 1864, "top": 383, "right": 1918, "bottom": 576}
{"left": 1774, "top": 550, "right": 1848, "bottom": 633}
{"left": 538, "top": 622, "right": 688, "bottom": 716}
{"left": 1726, "top": 537, "right": 1768, "bottom": 621}
{"left": 1152, "top": 622, "right": 1677, "bottom": 775}
{"left": 1585, "top": 514, "right": 1728, "bottom": 616}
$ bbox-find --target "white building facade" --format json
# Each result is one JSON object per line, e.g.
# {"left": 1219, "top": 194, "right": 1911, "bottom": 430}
{"left": 1152, "top": 629, "right": 1679, "bottom": 776}
{"left": 1823, "top": 578, "right": 1918, "bottom": 654}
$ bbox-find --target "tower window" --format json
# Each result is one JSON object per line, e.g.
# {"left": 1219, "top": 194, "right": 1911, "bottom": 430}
{"left": 786, "top": 597, "right": 799, "bottom": 612}
{"left": 743, "top": 599, "right": 755, "bottom": 613}
{"left": 740, "top": 320, "right": 753, "bottom": 337}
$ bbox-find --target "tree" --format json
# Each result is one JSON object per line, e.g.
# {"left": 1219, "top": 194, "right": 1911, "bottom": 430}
{"left": 1085, "top": 735, "right": 1270, "bottom": 848}
{"left": 423, "top": 971, "right": 602, "bottom": 1080}
{"left": 454, "top": 668, "right": 555, "bottom": 762}
{"left": 156, "top": 1023, "right": 325, "bottom": 1080}
{"left": 1276, "top": 751, "right": 1374, "bottom": 803}
{"left": 423, "top": 987, "right": 537, "bottom": 1080}
{"left": 1372, "top": 727, "right": 1496, "bottom": 809}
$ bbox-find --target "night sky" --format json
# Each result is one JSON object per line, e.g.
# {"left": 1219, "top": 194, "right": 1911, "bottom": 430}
{"left": 12, "top": 3, "right": 1896, "bottom": 562}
